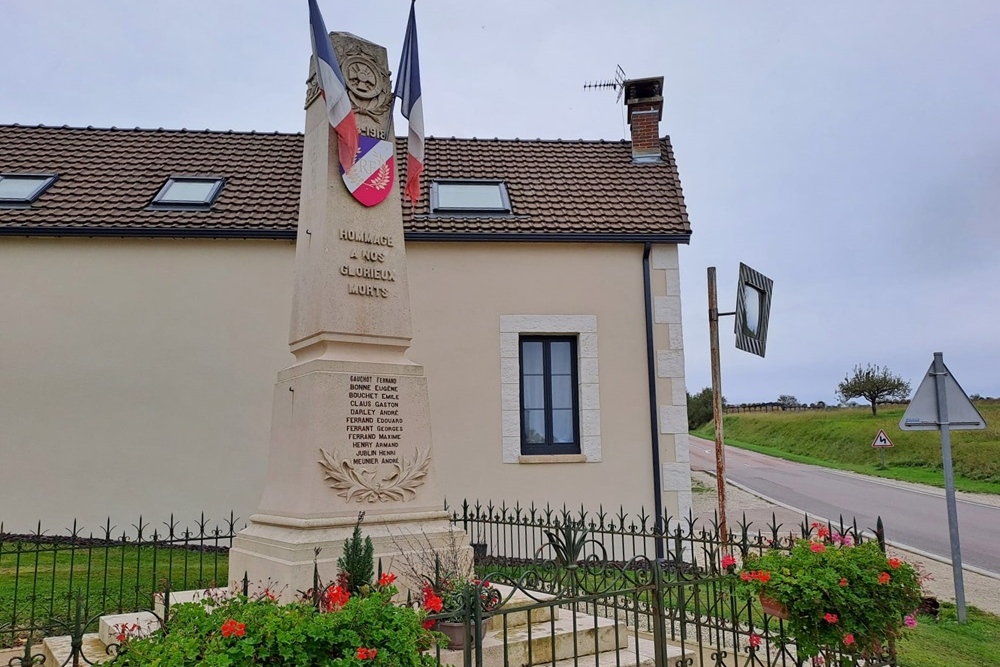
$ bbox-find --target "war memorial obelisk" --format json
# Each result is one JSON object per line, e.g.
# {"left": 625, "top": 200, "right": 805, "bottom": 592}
{"left": 229, "top": 31, "right": 459, "bottom": 598}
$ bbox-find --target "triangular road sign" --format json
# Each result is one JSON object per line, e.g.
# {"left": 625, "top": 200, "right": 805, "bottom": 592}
{"left": 900, "top": 359, "right": 986, "bottom": 431}
{"left": 871, "top": 429, "right": 894, "bottom": 448}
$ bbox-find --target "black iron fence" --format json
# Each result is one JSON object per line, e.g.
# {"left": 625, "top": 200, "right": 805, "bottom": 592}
{"left": 1, "top": 503, "right": 894, "bottom": 667}
{"left": 0, "top": 513, "right": 238, "bottom": 648}
{"left": 453, "top": 500, "right": 892, "bottom": 667}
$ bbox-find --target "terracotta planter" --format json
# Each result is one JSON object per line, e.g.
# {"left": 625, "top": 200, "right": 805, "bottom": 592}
{"left": 759, "top": 594, "right": 790, "bottom": 620}
{"left": 436, "top": 619, "right": 490, "bottom": 650}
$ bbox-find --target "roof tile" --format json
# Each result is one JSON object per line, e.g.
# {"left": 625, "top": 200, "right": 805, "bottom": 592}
{"left": 1, "top": 125, "right": 689, "bottom": 239}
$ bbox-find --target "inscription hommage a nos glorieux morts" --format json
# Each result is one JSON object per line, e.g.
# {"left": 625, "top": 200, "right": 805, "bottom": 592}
{"left": 340, "top": 229, "right": 396, "bottom": 298}
{"left": 347, "top": 374, "right": 402, "bottom": 465}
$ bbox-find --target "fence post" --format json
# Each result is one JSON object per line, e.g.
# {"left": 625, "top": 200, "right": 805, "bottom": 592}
{"left": 650, "top": 558, "right": 669, "bottom": 667}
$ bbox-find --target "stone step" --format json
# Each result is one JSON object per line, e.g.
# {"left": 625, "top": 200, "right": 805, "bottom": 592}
{"left": 551, "top": 635, "right": 684, "bottom": 667}
{"left": 488, "top": 583, "right": 558, "bottom": 630}
{"left": 98, "top": 611, "right": 161, "bottom": 645}
{"left": 43, "top": 633, "right": 112, "bottom": 666}
{"left": 438, "top": 609, "right": 626, "bottom": 667}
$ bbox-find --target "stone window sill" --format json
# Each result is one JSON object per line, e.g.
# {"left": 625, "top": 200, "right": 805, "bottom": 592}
{"left": 518, "top": 454, "right": 588, "bottom": 464}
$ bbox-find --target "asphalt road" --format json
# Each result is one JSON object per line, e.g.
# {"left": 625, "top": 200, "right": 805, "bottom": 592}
{"left": 689, "top": 437, "right": 1000, "bottom": 575}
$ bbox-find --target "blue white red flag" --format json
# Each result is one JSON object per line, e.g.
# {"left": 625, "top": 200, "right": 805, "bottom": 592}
{"left": 394, "top": 0, "right": 424, "bottom": 204}
{"left": 307, "top": 0, "right": 359, "bottom": 173}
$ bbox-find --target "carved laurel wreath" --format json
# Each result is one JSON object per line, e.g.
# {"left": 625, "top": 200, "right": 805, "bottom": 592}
{"left": 370, "top": 163, "right": 392, "bottom": 191}
{"left": 318, "top": 448, "right": 431, "bottom": 503}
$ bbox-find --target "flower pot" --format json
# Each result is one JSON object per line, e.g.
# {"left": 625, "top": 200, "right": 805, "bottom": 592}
{"left": 436, "top": 619, "right": 490, "bottom": 649}
{"left": 759, "top": 594, "right": 790, "bottom": 620}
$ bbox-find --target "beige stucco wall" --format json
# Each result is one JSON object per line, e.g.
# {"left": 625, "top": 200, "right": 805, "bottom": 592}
{"left": 0, "top": 237, "right": 295, "bottom": 532}
{"left": 0, "top": 237, "right": 689, "bottom": 533}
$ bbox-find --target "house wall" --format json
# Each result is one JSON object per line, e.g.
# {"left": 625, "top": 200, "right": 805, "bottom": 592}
{"left": 0, "top": 237, "right": 689, "bottom": 533}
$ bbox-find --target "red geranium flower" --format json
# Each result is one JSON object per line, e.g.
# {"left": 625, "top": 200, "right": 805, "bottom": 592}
{"left": 839, "top": 578, "right": 848, "bottom": 587}
{"left": 749, "top": 633, "right": 762, "bottom": 648}
{"left": 422, "top": 589, "right": 444, "bottom": 613}
{"left": 378, "top": 572, "right": 397, "bottom": 587}
{"left": 721, "top": 554, "right": 737, "bottom": 569}
{"left": 843, "top": 633, "right": 855, "bottom": 646}
{"left": 823, "top": 613, "right": 838, "bottom": 623}
{"left": 220, "top": 619, "right": 245, "bottom": 638}
{"left": 422, "top": 619, "right": 437, "bottom": 630}
{"left": 810, "top": 542, "right": 826, "bottom": 553}
{"left": 356, "top": 647, "right": 378, "bottom": 660}
{"left": 888, "top": 558, "right": 902, "bottom": 569}
{"left": 740, "top": 571, "right": 753, "bottom": 581}
{"left": 323, "top": 584, "right": 350, "bottom": 611}
{"left": 878, "top": 572, "right": 891, "bottom": 585}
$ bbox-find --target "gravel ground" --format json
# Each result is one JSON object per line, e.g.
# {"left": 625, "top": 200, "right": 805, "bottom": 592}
{"left": 691, "top": 470, "right": 1000, "bottom": 616}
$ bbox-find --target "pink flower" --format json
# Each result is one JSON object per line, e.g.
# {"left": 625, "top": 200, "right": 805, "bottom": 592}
{"left": 904, "top": 614, "right": 918, "bottom": 628}
{"left": 810, "top": 542, "right": 826, "bottom": 553}
{"left": 721, "top": 554, "right": 737, "bottom": 569}
{"left": 843, "top": 633, "right": 855, "bottom": 646}
{"left": 813, "top": 656, "right": 826, "bottom": 666}
{"left": 749, "top": 633, "right": 762, "bottom": 648}
{"left": 823, "top": 613, "right": 838, "bottom": 623}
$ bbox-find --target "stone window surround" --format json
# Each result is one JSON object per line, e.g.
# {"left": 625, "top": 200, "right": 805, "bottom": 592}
{"left": 500, "top": 315, "right": 600, "bottom": 464}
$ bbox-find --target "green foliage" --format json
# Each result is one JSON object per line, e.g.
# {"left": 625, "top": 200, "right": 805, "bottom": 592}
{"left": 338, "top": 517, "right": 375, "bottom": 595}
{"left": 837, "top": 363, "right": 911, "bottom": 416}
{"left": 108, "top": 589, "right": 441, "bottom": 667}
{"left": 735, "top": 533, "right": 923, "bottom": 659}
{"left": 538, "top": 520, "right": 604, "bottom": 566}
{"left": 687, "top": 387, "right": 719, "bottom": 430}
{"left": 776, "top": 395, "right": 799, "bottom": 408}
{"left": 691, "top": 404, "right": 1000, "bottom": 489}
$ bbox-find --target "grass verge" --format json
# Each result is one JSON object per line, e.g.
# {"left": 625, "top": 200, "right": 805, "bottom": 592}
{"left": 692, "top": 404, "right": 1000, "bottom": 495}
{"left": 898, "top": 604, "right": 1000, "bottom": 667}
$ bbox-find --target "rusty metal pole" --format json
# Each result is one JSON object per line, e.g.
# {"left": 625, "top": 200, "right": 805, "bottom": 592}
{"left": 707, "top": 267, "right": 728, "bottom": 549}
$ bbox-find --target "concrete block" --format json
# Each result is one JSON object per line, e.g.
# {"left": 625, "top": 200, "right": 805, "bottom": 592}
{"left": 659, "top": 405, "right": 687, "bottom": 434}
{"left": 99, "top": 611, "right": 160, "bottom": 646}
{"left": 656, "top": 349, "right": 684, "bottom": 378}
{"left": 654, "top": 296, "right": 682, "bottom": 325}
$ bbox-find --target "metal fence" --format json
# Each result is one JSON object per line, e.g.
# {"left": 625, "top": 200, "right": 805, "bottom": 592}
{"left": 0, "top": 503, "right": 894, "bottom": 667}
{"left": 452, "top": 500, "right": 893, "bottom": 667}
{"left": 0, "top": 513, "right": 238, "bottom": 649}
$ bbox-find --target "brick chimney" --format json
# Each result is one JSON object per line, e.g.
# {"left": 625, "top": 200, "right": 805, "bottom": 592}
{"left": 624, "top": 76, "right": 664, "bottom": 163}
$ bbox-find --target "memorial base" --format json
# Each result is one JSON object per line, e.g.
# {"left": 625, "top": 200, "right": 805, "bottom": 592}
{"left": 229, "top": 510, "right": 470, "bottom": 602}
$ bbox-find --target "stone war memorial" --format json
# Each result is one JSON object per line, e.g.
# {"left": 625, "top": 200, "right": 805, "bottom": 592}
{"left": 228, "top": 30, "right": 463, "bottom": 599}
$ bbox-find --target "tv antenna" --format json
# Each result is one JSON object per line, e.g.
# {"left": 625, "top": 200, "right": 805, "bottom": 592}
{"left": 583, "top": 65, "right": 627, "bottom": 103}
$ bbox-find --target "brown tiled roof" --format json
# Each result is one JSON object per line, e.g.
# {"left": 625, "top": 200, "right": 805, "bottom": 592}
{"left": 0, "top": 124, "right": 690, "bottom": 242}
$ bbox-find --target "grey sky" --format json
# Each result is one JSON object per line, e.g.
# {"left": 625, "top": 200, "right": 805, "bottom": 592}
{"left": 3, "top": 1, "right": 998, "bottom": 404}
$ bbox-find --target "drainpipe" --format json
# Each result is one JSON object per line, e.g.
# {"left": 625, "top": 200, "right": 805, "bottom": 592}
{"left": 642, "top": 242, "right": 665, "bottom": 560}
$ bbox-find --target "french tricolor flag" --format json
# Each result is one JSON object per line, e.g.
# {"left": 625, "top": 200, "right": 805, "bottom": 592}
{"left": 308, "top": 0, "right": 359, "bottom": 173}
{"left": 394, "top": 0, "right": 424, "bottom": 204}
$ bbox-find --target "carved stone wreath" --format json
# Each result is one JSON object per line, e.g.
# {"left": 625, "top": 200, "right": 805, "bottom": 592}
{"left": 318, "top": 448, "right": 431, "bottom": 503}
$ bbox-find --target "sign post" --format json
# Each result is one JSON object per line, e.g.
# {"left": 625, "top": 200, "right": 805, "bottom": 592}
{"left": 707, "top": 264, "right": 773, "bottom": 551}
{"left": 870, "top": 429, "right": 894, "bottom": 469}
{"left": 899, "top": 352, "right": 986, "bottom": 623}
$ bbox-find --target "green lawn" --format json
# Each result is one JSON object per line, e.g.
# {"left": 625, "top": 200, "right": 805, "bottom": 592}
{"left": 692, "top": 403, "right": 1000, "bottom": 494}
{"left": 0, "top": 542, "right": 227, "bottom": 646}
{"left": 898, "top": 604, "right": 1000, "bottom": 667}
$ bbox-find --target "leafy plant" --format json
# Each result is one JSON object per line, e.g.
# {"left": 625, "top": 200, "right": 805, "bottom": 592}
{"left": 108, "top": 577, "right": 442, "bottom": 667}
{"left": 338, "top": 513, "right": 375, "bottom": 595}
{"left": 537, "top": 520, "right": 605, "bottom": 566}
{"left": 734, "top": 524, "right": 923, "bottom": 660}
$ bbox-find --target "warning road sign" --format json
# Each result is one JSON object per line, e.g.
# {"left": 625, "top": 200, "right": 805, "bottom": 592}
{"left": 871, "top": 429, "right": 894, "bottom": 448}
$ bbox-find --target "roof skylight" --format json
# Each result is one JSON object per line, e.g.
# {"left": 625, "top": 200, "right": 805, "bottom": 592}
{"left": 431, "top": 180, "right": 511, "bottom": 215}
{"left": 0, "top": 174, "right": 58, "bottom": 205}
{"left": 151, "top": 177, "right": 224, "bottom": 208}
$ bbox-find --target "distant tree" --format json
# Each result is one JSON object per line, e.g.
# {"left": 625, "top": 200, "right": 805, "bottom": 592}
{"left": 815, "top": 400, "right": 826, "bottom": 410}
{"left": 687, "top": 387, "right": 725, "bottom": 430}
{"left": 836, "top": 364, "right": 911, "bottom": 416}
{"left": 776, "top": 395, "right": 800, "bottom": 409}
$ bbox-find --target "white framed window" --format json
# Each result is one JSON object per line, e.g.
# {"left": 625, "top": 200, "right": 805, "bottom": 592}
{"left": 500, "top": 315, "right": 600, "bottom": 463}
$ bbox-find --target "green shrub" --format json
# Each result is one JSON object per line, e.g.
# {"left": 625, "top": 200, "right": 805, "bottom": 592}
{"left": 109, "top": 585, "right": 441, "bottom": 667}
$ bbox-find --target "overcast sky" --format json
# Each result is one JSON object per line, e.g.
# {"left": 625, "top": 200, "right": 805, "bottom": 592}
{"left": 3, "top": 1, "right": 998, "bottom": 404}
